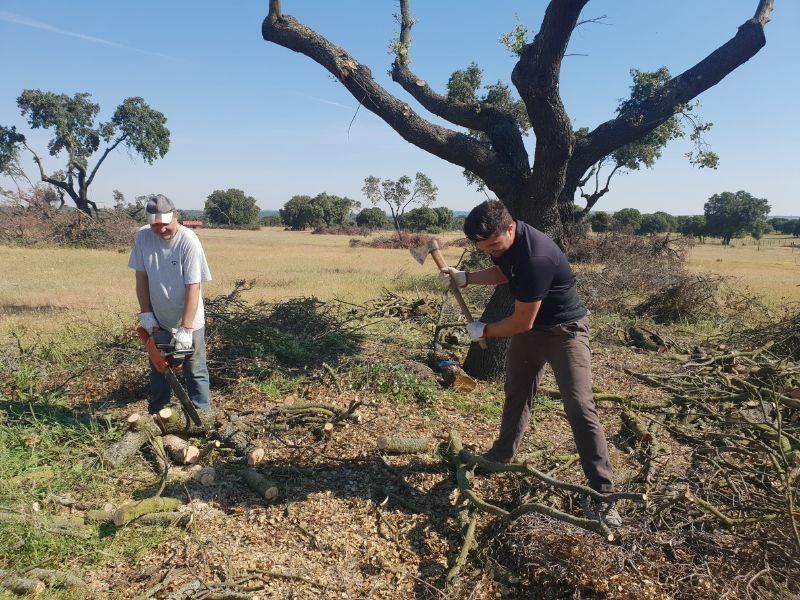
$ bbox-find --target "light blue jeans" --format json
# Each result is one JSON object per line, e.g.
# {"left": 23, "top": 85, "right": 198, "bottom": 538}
{"left": 148, "top": 328, "right": 212, "bottom": 414}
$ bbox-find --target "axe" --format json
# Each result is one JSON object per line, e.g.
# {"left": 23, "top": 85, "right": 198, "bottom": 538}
{"left": 410, "top": 239, "right": 488, "bottom": 350}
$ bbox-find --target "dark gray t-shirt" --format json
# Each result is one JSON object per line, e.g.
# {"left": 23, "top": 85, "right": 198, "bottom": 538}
{"left": 491, "top": 221, "right": 587, "bottom": 327}
{"left": 128, "top": 225, "right": 212, "bottom": 330}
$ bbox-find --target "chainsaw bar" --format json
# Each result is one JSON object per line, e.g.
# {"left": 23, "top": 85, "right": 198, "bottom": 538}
{"left": 136, "top": 326, "right": 203, "bottom": 427}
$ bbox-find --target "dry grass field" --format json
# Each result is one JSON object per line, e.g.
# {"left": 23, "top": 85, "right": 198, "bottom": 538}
{"left": 685, "top": 236, "right": 800, "bottom": 303}
{"left": 2, "top": 228, "right": 797, "bottom": 343}
{"left": 0, "top": 228, "right": 465, "bottom": 342}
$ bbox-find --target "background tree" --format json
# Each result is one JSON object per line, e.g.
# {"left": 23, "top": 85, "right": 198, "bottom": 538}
{"left": 204, "top": 188, "right": 261, "bottom": 226}
{"left": 704, "top": 190, "right": 770, "bottom": 245}
{"left": 260, "top": 214, "right": 282, "bottom": 227}
{"left": 401, "top": 206, "right": 439, "bottom": 232}
{"left": 362, "top": 172, "right": 437, "bottom": 236}
{"left": 262, "top": 0, "right": 773, "bottom": 379}
{"left": 611, "top": 208, "right": 642, "bottom": 232}
{"left": 768, "top": 217, "right": 788, "bottom": 232}
{"left": 279, "top": 194, "right": 324, "bottom": 230}
{"left": 355, "top": 206, "right": 390, "bottom": 230}
{"left": 432, "top": 206, "right": 455, "bottom": 230}
{"left": 750, "top": 218, "right": 771, "bottom": 241}
{"left": 677, "top": 215, "right": 708, "bottom": 243}
{"left": 637, "top": 212, "right": 673, "bottom": 235}
{"left": 0, "top": 91, "right": 169, "bottom": 216}
{"left": 313, "top": 193, "right": 359, "bottom": 227}
{"left": 588, "top": 211, "right": 612, "bottom": 233}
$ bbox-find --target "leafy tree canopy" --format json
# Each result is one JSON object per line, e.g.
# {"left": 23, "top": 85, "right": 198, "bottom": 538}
{"left": 355, "top": 207, "right": 390, "bottom": 230}
{"left": 204, "top": 188, "right": 260, "bottom": 226}
{"left": 612, "top": 208, "right": 642, "bottom": 232}
{"left": 704, "top": 190, "right": 770, "bottom": 244}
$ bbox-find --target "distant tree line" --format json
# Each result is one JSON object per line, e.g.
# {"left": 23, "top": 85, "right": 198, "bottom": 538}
{"left": 588, "top": 191, "right": 794, "bottom": 244}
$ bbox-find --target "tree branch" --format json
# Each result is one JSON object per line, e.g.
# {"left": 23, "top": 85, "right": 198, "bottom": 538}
{"left": 22, "top": 141, "right": 77, "bottom": 201}
{"left": 579, "top": 163, "right": 620, "bottom": 215}
{"left": 86, "top": 134, "right": 127, "bottom": 187}
{"left": 262, "top": 5, "right": 522, "bottom": 199}
{"left": 512, "top": 0, "right": 589, "bottom": 205}
{"left": 390, "top": 0, "right": 529, "bottom": 174}
{"left": 570, "top": 2, "right": 773, "bottom": 181}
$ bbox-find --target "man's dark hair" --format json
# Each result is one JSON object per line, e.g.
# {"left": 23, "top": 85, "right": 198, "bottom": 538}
{"left": 463, "top": 200, "right": 513, "bottom": 241}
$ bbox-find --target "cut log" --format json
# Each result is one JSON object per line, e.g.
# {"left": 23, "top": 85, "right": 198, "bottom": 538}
{"left": 189, "top": 465, "right": 216, "bottom": 486}
{"left": 135, "top": 511, "right": 193, "bottom": 528}
{"left": 130, "top": 412, "right": 162, "bottom": 435}
{"left": 84, "top": 509, "right": 113, "bottom": 525}
{"left": 155, "top": 407, "right": 187, "bottom": 434}
{"left": 444, "top": 430, "right": 463, "bottom": 466}
{"left": 239, "top": 468, "right": 279, "bottom": 501}
{"left": 377, "top": 436, "right": 429, "bottom": 455}
{"left": 163, "top": 435, "right": 200, "bottom": 465}
{"left": 621, "top": 411, "right": 652, "bottom": 446}
{"left": 8, "top": 468, "right": 55, "bottom": 486}
{"left": 104, "top": 430, "right": 149, "bottom": 468}
{"left": 219, "top": 422, "right": 265, "bottom": 465}
{"left": 112, "top": 497, "right": 182, "bottom": 526}
{"left": 25, "top": 569, "right": 85, "bottom": 590}
{"left": 0, "top": 571, "right": 45, "bottom": 596}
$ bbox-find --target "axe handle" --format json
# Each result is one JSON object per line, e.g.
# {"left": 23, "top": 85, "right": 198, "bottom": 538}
{"left": 429, "top": 248, "right": 488, "bottom": 350}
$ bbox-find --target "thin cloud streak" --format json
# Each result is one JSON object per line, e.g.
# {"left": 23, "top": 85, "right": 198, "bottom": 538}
{"left": 0, "top": 11, "right": 181, "bottom": 61}
{"left": 287, "top": 90, "right": 380, "bottom": 120}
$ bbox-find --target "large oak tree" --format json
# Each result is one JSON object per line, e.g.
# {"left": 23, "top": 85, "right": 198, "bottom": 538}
{"left": 262, "top": 0, "right": 774, "bottom": 377}
{"left": 0, "top": 91, "right": 169, "bottom": 216}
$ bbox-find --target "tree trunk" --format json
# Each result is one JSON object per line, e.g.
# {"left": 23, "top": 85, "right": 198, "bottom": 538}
{"left": 462, "top": 284, "right": 515, "bottom": 380}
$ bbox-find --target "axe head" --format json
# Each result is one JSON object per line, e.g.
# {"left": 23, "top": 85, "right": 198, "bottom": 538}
{"left": 409, "top": 238, "right": 440, "bottom": 265}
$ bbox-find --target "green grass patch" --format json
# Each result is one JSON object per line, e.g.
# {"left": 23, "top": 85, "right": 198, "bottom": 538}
{"left": 0, "top": 398, "right": 183, "bottom": 580}
{"left": 347, "top": 360, "right": 440, "bottom": 405}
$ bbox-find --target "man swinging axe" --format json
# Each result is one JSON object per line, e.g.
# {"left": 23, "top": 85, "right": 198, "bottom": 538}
{"left": 440, "top": 200, "right": 621, "bottom": 527}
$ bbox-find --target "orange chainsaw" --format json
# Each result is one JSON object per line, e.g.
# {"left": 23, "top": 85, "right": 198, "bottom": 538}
{"left": 136, "top": 326, "right": 203, "bottom": 427}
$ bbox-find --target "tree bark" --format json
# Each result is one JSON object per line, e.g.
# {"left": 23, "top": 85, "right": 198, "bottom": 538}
{"left": 462, "top": 284, "right": 515, "bottom": 380}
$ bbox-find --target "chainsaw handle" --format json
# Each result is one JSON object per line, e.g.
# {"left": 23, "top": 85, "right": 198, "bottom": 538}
{"left": 136, "top": 326, "right": 169, "bottom": 374}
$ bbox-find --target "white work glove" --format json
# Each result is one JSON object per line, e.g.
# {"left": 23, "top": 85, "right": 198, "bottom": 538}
{"left": 138, "top": 312, "right": 159, "bottom": 332}
{"left": 467, "top": 321, "right": 487, "bottom": 341}
{"left": 439, "top": 267, "right": 467, "bottom": 289}
{"left": 172, "top": 327, "right": 194, "bottom": 351}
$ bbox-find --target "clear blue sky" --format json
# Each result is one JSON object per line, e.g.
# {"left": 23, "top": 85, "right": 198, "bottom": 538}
{"left": 1, "top": 1, "right": 797, "bottom": 215}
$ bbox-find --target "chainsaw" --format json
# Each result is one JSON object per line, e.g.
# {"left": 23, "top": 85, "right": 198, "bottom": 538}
{"left": 136, "top": 326, "right": 203, "bottom": 427}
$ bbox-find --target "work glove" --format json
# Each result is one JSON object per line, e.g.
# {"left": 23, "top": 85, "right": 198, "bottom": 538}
{"left": 138, "top": 312, "right": 159, "bottom": 332}
{"left": 172, "top": 327, "right": 194, "bottom": 351}
{"left": 439, "top": 267, "right": 467, "bottom": 289}
{"left": 466, "top": 321, "right": 487, "bottom": 341}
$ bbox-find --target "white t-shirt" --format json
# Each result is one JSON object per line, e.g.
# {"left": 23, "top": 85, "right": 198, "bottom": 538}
{"left": 128, "top": 225, "right": 212, "bottom": 330}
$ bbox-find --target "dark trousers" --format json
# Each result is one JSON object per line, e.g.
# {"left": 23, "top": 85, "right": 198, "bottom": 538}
{"left": 148, "top": 328, "right": 211, "bottom": 414}
{"left": 488, "top": 316, "right": 615, "bottom": 492}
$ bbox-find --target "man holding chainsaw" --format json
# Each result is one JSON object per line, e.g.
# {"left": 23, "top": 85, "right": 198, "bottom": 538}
{"left": 129, "top": 194, "right": 213, "bottom": 418}
{"left": 441, "top": 200, "right": 620, "bottom": 526}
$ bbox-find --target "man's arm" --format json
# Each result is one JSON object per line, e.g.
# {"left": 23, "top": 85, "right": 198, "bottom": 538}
{"left": 466, "top": 266, "right": 508, "bottom": 286}
{"left": 484, "top": 300, "right": 541, "bottom": 338}
{"left": 181, "top": 283, "right": 201, "bottom": 329}
{"left": 135, "top": 271, "right": 152, "bottom": 313}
